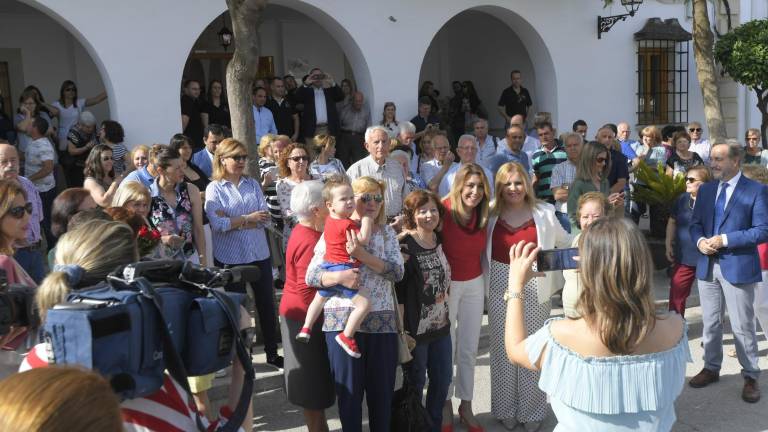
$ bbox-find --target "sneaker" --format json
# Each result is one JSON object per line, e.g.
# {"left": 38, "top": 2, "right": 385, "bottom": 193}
{"left": 295, "top": 327, "right": 312, "bottom": 343}
{"left": 335, "top": 334, "right": 361, "bottom": 358}
{"left": 266, "top": 354, "right": 284, "bottom": 371}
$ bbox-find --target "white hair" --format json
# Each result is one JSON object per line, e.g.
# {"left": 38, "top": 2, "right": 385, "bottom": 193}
{"left": 399, "top": 121, "right": 416, "bottom": 135}
{"left": 457, "top": 134, "right": 477, "bottom": 148}
{"left": 365, "top": 125, "right": 390, "bottom": 143}
{"left": 79, "top": 111, "right": 96, "bottom": 126}
{"left": 290, "top": 180, "right": 325, "bottom": 222}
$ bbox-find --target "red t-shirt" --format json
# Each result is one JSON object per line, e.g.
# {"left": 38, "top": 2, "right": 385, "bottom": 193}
{"left": 758, "top": 243, "right": 768, "bottom": 271}
{"left": 440, "top": 198, "right": 487, "bottom": 281}
{"left": 279, "top": 224, "right": 323, "bottom": 322}
{"left": 491, "top": 219, "right": 538, "bottom": 264}
{"left": 323, "top": 216, "right": 360, "bottom": 264}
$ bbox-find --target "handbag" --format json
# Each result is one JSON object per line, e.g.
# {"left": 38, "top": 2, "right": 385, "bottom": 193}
{"left": 391, "top": 285, "right": 414, "bottom": 364}
{"left": 391, "top": 367, "right": 433, "bottom": 432}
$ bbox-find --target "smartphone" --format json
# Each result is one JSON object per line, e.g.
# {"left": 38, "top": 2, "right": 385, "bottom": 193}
{"left": 536, "top": 248, "right": 578, "bottom": 272}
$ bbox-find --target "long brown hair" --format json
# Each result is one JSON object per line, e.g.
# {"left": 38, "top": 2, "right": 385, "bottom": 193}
{"left": 445, "top": 163, "right": 490, "bottom": 229}
{"left": 0, "top": 180, "right": 27, "bottom": 255}
{"left": 0, "top": 367, "right": 123, "bottom": 432}
{"left": 576, "top": 218, "right": 657, "bottom": 354}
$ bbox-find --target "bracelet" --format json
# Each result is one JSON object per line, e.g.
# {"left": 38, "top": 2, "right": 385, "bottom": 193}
{"left": 503, "top": 290, "right": 524, "bottom": 302}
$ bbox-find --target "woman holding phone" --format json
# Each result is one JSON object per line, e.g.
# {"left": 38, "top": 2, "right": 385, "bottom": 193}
{"left": 486, "top": 162, "right": 570, "bottom": 431}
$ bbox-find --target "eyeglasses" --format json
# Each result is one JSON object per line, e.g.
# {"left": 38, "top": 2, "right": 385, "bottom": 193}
{"left": 685, "top": 177, "right": 702, "bottom": 184}
{"left": 689, "top": 128, "right": 702, "bottom": 133}
{"left": 357, "top": 193, "right": 383, "bottom": 203}
{"left": 596, "top": 157, "right": 608, "bottom": 163}
{"left": 7, "top": 203, "right": 33, "bottom": 219}
{"left": 228, "top": 154, "right": 248, "bottom": 162}
{"left": 288, "top": 156, "right": 309, "bottom": 162}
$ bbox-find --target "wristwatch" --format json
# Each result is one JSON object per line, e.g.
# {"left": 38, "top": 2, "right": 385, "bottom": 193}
{"left": 503, "top": 290, "right": 525, "bottom": 302}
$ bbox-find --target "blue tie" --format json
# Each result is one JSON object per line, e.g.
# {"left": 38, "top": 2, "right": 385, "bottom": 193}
{"left": 714, "top": 182, "right": 728, "bottom": 234}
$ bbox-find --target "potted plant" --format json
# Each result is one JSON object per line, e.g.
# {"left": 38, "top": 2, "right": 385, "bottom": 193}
{"left": 632, "top": 160, "right": 686, "bottom": 238}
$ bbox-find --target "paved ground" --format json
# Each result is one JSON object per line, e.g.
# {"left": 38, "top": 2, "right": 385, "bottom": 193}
{"left": 242, "top": 270, "right": 768, "bottom": 432}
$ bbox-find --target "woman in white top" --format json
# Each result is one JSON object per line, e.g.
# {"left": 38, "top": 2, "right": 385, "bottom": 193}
{"left": 308, "top": 134, "right": 345, "bottom": 179}
{"left": 380, "top": 102, "right": 399, "bottom": 137}
{"left": 47, "top": 80, "right": 107, "bottom": 151}
{"left": 83, "top": 144, "right": 124, "bottom": 207}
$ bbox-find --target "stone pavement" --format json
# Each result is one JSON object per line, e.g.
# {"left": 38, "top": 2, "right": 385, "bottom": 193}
{"left": 232, "top": 269, "right": 768, "bottom": 431}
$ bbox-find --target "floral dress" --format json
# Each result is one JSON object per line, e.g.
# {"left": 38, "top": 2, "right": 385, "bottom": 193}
{"left": 149, "top": 181, "right": 196, "bottom": 262}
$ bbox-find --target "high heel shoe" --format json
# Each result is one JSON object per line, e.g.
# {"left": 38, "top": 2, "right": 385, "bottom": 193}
{"left": 458, "top": 405, "right": 484, "bottom": 432}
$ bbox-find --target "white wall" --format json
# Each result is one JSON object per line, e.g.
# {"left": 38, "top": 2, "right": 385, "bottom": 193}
{"left": 0, "top": 2, "right": 109, "bottom": 126}
{"left": 419, "top": 10, "right": 535, "bottom": 130}
{"left": 20, "top": 0, "right": 765, "bottom": 149}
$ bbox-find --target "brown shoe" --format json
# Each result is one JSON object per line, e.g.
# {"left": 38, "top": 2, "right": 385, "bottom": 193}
{"left": 689, "top": 368, "right": 719, "bottom": 388}
{"left": 742, "top": 377, "right": 761, "bottom": 403}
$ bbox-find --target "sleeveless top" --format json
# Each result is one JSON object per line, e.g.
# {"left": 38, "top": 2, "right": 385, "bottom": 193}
{"left": 525, "top": 318, "right": 691, "bottom": 431}
{"left": 149, "top": 182, "right": 195, "bottom": 260}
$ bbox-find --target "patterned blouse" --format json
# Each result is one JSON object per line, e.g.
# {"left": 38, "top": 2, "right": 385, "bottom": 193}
{"left": 149, "top": 181, "right": 195, "bottom": 260}
{"left": 276, "top": 176, "right": 316, "bottom": 248}
{"left": 306, "top": 225, "right": 405, "bottom": 333}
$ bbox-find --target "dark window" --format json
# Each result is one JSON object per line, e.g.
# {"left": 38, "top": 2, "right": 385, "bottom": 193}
{"left": 636, "top": 39, "right": 689, "bottom": 125}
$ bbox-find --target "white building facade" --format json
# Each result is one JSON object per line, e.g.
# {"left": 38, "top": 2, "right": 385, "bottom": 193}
{"left": 2, "top": 0, "right": 766, "bottom": 147}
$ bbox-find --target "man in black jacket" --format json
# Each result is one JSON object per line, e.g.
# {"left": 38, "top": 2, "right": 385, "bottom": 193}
{"left": 293, "top": 67, "right": 344, "bottom": 142}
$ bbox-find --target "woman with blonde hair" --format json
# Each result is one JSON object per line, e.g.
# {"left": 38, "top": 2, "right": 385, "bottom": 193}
{"left": 205, "top": 138, "right": 282, "bottom": 369}
{"left": 485, "top": 162, "right": 570, "bottom": 431}
{"left": 24, "top": 219, "right": 254, "bottom": 431}
{"left": 0, "top": 367, "right": 123, "bottom": 432}
{"left": 439, "top": 163, "right": 490, "bottom": 432}
{"left": 568, "top": 142, "right": 622, "bottom": 229}
{"left": 129, "top": 144, "right": 150, "bottom": 171}
{"left": 309, "top": 133, "right": 345, "bottom": 179}
{"left": 305, "top": 175, "right": 404, "bottom": 432}
{"left": 562, "top": 192, "right": 611, "bottom": 318}
{"left": 505, "top": 217, "right": 688, "bottom": 431}
{"left": 111, "top": 180, "right": 151, "bottom": 219}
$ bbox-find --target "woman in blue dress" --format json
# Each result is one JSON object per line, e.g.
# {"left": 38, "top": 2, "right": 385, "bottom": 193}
{"left": 504, "top": 217, "right": 690, "bottom": 431}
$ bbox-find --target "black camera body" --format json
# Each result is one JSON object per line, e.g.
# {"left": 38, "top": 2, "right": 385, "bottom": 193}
{"left": 0, "top": 268, "right": 37, "bottom": 335}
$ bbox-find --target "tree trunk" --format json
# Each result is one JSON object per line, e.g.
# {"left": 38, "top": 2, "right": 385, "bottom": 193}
{"left": 692, "top": 0, "right": 728, "bottom": 142}
{"left": 757, "top": 87, "right": 768, "bottom": 148}
{"left": 226, "top": 0, "right": 267, "bottom": 176}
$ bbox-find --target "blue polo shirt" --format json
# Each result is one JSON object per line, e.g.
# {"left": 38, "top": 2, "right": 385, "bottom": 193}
{"left": 122, "top": 166, "right": 155, "bottom": 189}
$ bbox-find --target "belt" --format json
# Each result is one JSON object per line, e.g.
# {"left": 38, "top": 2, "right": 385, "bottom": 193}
{"left": 341, "top": 130, "right": 364, "bottom": 135}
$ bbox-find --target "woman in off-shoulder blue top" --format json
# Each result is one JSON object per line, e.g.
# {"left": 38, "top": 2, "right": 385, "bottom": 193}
{"left": 503, "top": 217, "right": 691, "bottom": 432}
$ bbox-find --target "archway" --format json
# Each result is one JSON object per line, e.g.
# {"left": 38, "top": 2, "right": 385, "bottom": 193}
{"left": 183, "top": 2, "right": 373, "bottom": 114}
{"left": 418, "top": 6, "right": 557, "bottom": 133}
{"left": 0, "top": 0, "right": 111, "bottom": 123}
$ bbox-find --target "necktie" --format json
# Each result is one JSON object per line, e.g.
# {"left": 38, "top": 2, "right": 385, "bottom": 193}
{"left": 714, "top": 182, "right": 728, "bottom": 234}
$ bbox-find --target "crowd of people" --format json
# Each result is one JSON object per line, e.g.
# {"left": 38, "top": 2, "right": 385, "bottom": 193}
{"left": 0, "top": 68, "right": 766, "bottom": 432}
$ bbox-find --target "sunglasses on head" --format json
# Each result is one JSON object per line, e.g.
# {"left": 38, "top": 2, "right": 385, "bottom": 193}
{"left": 685, "top": 177, "right": 701, "bottom": 183}
{"left": 228, "top": 154, "right": 248, "bottom": 162}
{"left": 689, "top": 128, "right": 702, "bottom": 132}
{"left": 288, "top": 156, "right": 310, "bottom": 162}
{"left": 7, "top": 203, "right": 33, "bottom": 219}
{"left": 358, "top": 193, "right": 383, "bottom": 203}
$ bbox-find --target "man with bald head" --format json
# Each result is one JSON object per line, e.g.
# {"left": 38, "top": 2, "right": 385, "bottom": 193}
{"left": 0, "top": 142, "right": 45, "bottom": 282}
{"left": 495, "top": 114, "right": 540, "bottom": 168}
{"left": 339, "top": 91, "right": 371, "bottom": 166}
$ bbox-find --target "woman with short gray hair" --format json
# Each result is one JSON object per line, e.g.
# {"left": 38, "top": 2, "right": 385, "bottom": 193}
{"left": 279, "top": 177, "right": 356, "bottom": 432}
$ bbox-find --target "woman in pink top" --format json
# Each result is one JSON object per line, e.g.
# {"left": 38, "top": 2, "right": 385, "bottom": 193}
{"left": 0, "top": 180, "right": 37, "bottom": 378}
{"left": 439, "top": 163, "right": 491, "bottom": 432}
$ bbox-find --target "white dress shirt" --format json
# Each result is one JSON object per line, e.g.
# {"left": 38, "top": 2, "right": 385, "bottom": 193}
{"left": 314, "top": 87, "right": 328, "bottom": 124}
{"left": 698, "top": 170, "right": 742, "bottom": 248}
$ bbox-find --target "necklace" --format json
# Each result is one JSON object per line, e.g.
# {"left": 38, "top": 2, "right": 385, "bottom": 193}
{"left": 413, "top": 230, "right": 436, "bottom": 248}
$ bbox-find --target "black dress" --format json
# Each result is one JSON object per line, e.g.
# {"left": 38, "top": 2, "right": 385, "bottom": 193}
{"left": 186, "top": 161, "right": 210, "bottom": 224}
{"left": 204, "top": 100, "right": 231, "bottom": 128}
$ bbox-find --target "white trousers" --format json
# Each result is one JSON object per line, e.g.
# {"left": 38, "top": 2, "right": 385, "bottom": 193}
{"left": 446, "top": 275, "right": 485, "bottom": 401}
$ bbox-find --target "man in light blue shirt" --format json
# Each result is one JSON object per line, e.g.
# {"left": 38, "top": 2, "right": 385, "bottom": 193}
{"left": 252, "top": 87, "right": 277, "bottom": 144}
{"left": 191, "top": 124, "right": 225, "bottom": 178}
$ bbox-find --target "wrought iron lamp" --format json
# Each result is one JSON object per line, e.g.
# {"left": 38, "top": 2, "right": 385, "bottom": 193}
{"left": 598, "top": 0, "right": 643, "bottom": 39}
{"left": 218, "top": 17, "right": 233, "bottom": 51}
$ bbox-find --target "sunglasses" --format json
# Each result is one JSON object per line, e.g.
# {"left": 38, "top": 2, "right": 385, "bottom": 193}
{"left": 596, "top": 157, "right": 608, "bottom": 163}
{"left": 685, "top": 177, "right": 702, "bottom": 184}
{"left": 228, "top": 154, "right": 248, "bottom": 162}
{"left": 358, "top": 193, "right": 383, "bottom": 203}
{"left": 288, "top": 156, "right": 310, "bottom": 162}
{"left": 7, "top": 203, "right": 33, "bottom": 219}
{"left": 689, "top": 128, "right": 702, "bottom": 132}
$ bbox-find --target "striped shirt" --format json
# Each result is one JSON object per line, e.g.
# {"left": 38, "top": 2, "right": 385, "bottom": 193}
{"left": 531, "top": 145, "right": 567, "bottom": 203}
{"left": 108, "top": 142, "right": 129, "bottom": 175}
{"left": 205, "top": 176, "right": 270, "bottom": 264}
{"left": 550, "top": 159, "right": 577, "bottom": 213}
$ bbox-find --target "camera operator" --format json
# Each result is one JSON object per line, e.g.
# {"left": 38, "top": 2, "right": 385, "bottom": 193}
{"left": 26, "top": 219, "right": 253, "bottom": 431}
{"left": 0, "top": 179, "right": 37, "bottom": 379}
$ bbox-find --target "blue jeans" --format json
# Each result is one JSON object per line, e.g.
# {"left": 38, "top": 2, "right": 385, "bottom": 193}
{"left": 325, "top": 331, "right": 398, "bottom": 432}
{"left": 407, "top": 333, "right": 452, "bottom": 432}
{"left": 554, "top": 211, "right": 571, "bottom": 233}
